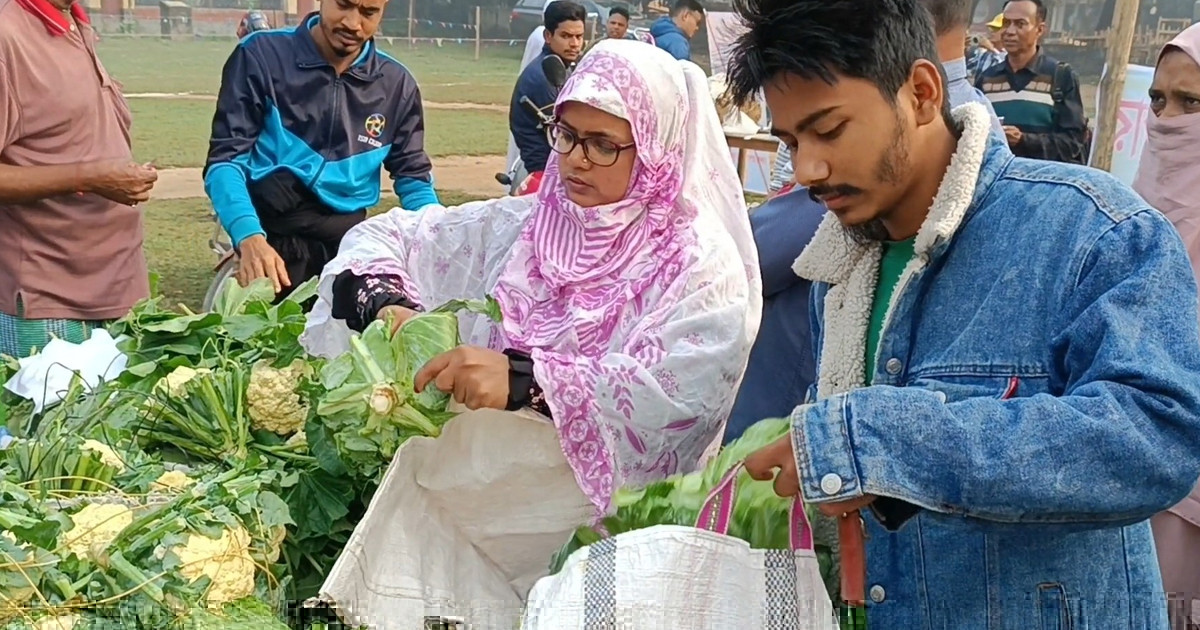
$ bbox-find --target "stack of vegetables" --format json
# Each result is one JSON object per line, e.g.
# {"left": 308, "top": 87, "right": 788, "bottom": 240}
{"left": 0, "top": 275, "right": 839, "bottom": 629}
{"left": 0, "top": 277, "right": 497, "bottom": 630}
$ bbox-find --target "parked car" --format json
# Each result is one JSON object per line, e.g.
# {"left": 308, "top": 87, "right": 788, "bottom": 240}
{"left": 508, "top": 0, "right": 612, "bottom": 38}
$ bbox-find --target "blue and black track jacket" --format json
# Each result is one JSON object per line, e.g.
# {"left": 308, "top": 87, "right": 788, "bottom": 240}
{"left": 203, "top": 14, "right": 439, "bottom": 246}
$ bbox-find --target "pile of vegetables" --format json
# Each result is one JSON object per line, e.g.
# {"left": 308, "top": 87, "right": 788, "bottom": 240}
{"left": 0, "top": 274, "right": 839, "bottom": 629}
{"left": 0, "top": 277, "right": 497, "bottom": 629}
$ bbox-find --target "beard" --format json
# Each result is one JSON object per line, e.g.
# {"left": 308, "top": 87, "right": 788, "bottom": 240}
{"left": 844, "top": 112, "right": 911, "bottom": 246}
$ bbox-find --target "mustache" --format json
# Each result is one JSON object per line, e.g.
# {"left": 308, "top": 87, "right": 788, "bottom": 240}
{"left": 807, "top": 184, "right": 863, "bottom": 202}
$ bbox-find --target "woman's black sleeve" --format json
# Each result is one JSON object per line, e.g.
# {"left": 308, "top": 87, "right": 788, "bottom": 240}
{"left": 503, "top": 349, "right": 552, "bottom": 418}
{"left": 330, "top": 270, "right": 421, "bottom": 332}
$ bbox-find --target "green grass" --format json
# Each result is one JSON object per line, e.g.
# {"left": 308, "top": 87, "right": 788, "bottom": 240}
{"left": 98, "top": 38, "right": 522, "bottom": 105}
{"left": 144, "top": 191, "right": 489, "bottom": 309}
{"left": 130, "top": 99, "right": 509, "bottom": 167}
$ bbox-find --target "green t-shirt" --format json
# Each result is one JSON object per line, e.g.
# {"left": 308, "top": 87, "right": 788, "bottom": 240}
{"left": 865, "top": 238, "right": 916, "bottom": 384}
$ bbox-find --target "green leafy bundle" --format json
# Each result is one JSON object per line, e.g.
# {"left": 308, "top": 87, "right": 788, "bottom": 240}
{"left": 308, "top": 298, "right": 502, "bottom": 483}
{"left": 109, "top": 277, "right": 318, "bottom": 392}
{"left": 550, "top": 417, "right": 837, "bottom": 593}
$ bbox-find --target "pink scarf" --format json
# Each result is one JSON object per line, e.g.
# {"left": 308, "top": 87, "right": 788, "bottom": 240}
{"left": 1133, "top": 24, "right": 1200, "bottom": 282}
{"left": 491, "top": 44, "right": 693, "bottom": 355}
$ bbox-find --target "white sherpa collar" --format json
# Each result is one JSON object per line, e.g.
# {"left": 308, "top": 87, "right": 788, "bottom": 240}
{"left": 797, "top": 102, "right": 992, "bottom": 398}
{"left": 793, "top": 102, "right": 993, "bottom": 285}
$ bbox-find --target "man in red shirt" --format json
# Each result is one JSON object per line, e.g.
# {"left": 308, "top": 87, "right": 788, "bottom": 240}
{"left": 0, "top": 0, "right": 157, "bottom": 357}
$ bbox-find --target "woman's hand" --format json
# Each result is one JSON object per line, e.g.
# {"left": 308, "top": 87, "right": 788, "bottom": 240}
{"left": 377, "top": 305, "right": 418, "bottom": 334}
{"left": 413, "top": 345, "right": 510, "bottom": 410}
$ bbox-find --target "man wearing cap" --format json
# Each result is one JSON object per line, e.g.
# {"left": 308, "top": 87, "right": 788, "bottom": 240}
{"left": 0, "top": 0, "right": 158, "bottom": 358}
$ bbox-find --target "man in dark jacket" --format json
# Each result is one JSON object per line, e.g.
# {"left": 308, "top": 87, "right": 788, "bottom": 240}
{"left": 975, "top": 0, "right": 1090, "bottom": 164}
{"left": 724, "top": 189, "right": 826, "bottom": 443}
{"left": 507, "top": 1, "right": 586, "bottom": 195}
{"left": 650, "top": 0, "right": 704, "bottom": 61}
{"left": 205, "top": 0, "right": 438, "bottom": 297}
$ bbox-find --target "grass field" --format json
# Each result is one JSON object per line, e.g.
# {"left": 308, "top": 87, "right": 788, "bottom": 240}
{"left": 145, "top": 191, "right": 488, "bottom": 308}
{"left": 129, "top": 99, "right": 510, "bottom": 168}
{"left": 98, "top": 38, "right": 523, "bottom": 105}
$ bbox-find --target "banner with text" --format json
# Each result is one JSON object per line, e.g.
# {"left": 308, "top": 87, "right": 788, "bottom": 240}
{"left": 1089, "top": 63, "right": 1154, "bottom": 186}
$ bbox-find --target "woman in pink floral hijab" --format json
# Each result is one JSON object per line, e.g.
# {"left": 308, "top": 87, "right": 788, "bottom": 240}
{"left": 302, "top": 40, "right": 762, "bottom": 516}
{"left": 1134, "top": 23, "right": 1200, "bottom": 629}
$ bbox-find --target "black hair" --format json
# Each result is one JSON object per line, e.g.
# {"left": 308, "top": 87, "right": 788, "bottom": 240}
{"left": 609, "top": 5, "right": 631, "bottom": 20}
{"left": 727, "top": 0, "right": 942, "bottom": 105}
{"left": 1003, "top": 0, "right": 1047, "bottom": 22}
{"left": 671, "top": 0, "right": 705, "bottom": 16}
{"left": 918, "top": 0, "right": 970, "bottom": 34}
{"left": 544, "top": 0, "right": 587, "bottom": 33}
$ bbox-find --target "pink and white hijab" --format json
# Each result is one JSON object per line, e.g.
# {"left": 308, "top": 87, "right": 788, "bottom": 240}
{"left": 302, "top": 40, "right": 761, "bottom": 517}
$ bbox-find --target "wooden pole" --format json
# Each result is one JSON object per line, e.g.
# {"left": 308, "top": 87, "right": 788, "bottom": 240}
{"left": 1090, "top": 0, "right": 1142, "bottom": 171}
{"left": 407, "top": 0, "right": 415, "bottom": 48}
{"left": 474, "top": 5, "right": 481, "bottom": 60}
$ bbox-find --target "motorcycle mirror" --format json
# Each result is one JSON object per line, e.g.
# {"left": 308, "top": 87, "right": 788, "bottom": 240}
{"left": 542, "top": 55, "right": 569, "bottom": 91}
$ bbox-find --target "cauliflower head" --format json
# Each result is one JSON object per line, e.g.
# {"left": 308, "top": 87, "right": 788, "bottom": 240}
{"left": 61, "top": 503, "right": 133, "bottom": 561}
{"left": 174, "top": 526, "right": 256, "bottom": 605}
{"left": 246, "top": 360, "right": 310, "bottom": 435}
{"left": 155, "top": 366, "right": 211, "bottom": 398}
{"left": 31, "top": 614, "right": 81, "bottom": 630}
{"left": 80, "top": 440, "right": 126, "bottom": 472}
{"left": 150, "top": 470, "right": 194, "bottom": 492}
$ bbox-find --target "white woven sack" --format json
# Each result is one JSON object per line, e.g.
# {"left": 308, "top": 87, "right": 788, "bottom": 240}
{"left": 522, "top": 464, "right": 837, "bottom": 630}
{"left": 314, "top": 407, "right": 593, "bottom": 630}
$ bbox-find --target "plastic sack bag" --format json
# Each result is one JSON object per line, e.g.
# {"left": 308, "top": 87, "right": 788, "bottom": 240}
{"left": 522, "top": 463, "right": 837, "bottom": 630}
{"left": 312, "top": 407, "right": 593, "bottom": 630}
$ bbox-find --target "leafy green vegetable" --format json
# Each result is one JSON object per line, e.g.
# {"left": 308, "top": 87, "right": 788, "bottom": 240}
{"left": 310, "top": 297, "right": 500, "bottom": 482}
{"left": 549, "top": 417, "right": 838, "bottom": 598}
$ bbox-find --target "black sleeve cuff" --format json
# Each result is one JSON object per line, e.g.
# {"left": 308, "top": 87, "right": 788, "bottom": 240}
{"left": 331, "top": 270, "right": 420, "bottom": 332}
{"left": 503, "top": 349, "right": 552, "bottom": 418}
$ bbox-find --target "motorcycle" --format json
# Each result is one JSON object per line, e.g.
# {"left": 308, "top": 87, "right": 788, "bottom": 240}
{"left": 495, "top": 55, "right": 572, "bottom": 196}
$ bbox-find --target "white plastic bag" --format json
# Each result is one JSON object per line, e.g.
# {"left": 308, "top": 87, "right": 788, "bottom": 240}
{"left": 315, "top": 407, "right": 593, "bottom": 630}
{"left": 3, "top": 329, "right": 127, "bottom": 413}
{"left": 522, "top": 464, "right": 837, "bottom": 630}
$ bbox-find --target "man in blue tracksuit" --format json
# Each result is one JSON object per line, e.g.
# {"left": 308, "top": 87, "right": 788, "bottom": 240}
{"left": 650, "top": 0, "right": 704, "bottom": 61}
{"left": 205, "top": 0, "right": 438, "bottom": 298}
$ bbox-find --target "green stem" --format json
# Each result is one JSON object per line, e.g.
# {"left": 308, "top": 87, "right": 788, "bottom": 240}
{"left": 48, "top": 573, "right": 77, "bottom": 601}
{"left": 349, "top": 336, "right": 388, "bottom": 384}
{"left": 107, "top": 550, "right": 165, "bottom": 603}
{"left": 396, "top": 403, "right": 440, "bottom": 437}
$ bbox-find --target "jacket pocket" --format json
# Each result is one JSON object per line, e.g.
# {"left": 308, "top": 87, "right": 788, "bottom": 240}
{"left": 1037, "top": 582, "right": 1074, "bottom": 630}
{"left": 906, "top": 372, "right": 1029, "bottom": 403}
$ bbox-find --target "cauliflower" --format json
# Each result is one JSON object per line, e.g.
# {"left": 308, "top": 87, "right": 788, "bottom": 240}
{"left": 80, "top": 439, "right": 126, "bottom": 472}
{"left": 284, "top": 430, "right": 306, "bottom": 448}
{"left": 156, "top": 365, "right": 209, "bottom": 398}
{"left": 61, "top": 503, "right": 133, "bottom": 560}
{"left": 246, "top": 360, "right": 310, "bottom": 435}
{"left": 31, "top": 615, "right": 80, "bottom": 630}
{"left": 150, "top": 470, "right": 194, "bottom": 492}
{"left": 174, "top": 526, "right": 256, "bottom": 605}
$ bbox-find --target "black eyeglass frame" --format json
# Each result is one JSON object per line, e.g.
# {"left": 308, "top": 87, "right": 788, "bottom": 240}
{"left": 545, "top": 122, "right": 636, "bottom": 167}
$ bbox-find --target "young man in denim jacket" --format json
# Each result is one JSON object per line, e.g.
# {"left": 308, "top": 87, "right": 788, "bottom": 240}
{"left": 727, "top": 0, "right": 1200, "bottom": 627}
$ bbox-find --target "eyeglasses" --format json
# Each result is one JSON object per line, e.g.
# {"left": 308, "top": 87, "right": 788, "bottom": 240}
{"left": 546, "top": 123, "right": 635, "bottom": 167}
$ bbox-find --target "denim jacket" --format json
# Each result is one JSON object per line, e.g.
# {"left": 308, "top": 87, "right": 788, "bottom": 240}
{"left": 790, "top": 103, "right": 1200, "bottom": 628}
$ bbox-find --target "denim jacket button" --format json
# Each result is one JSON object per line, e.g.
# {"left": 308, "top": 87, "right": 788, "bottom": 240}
{"left": 820, "top": 473, "right": 843, "bottom": 495}
{"left": 869, "top": 584, "right": 886, "bottom": 603}
{"left": 885, "top": 358, "right": 903, "bottom": 375}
